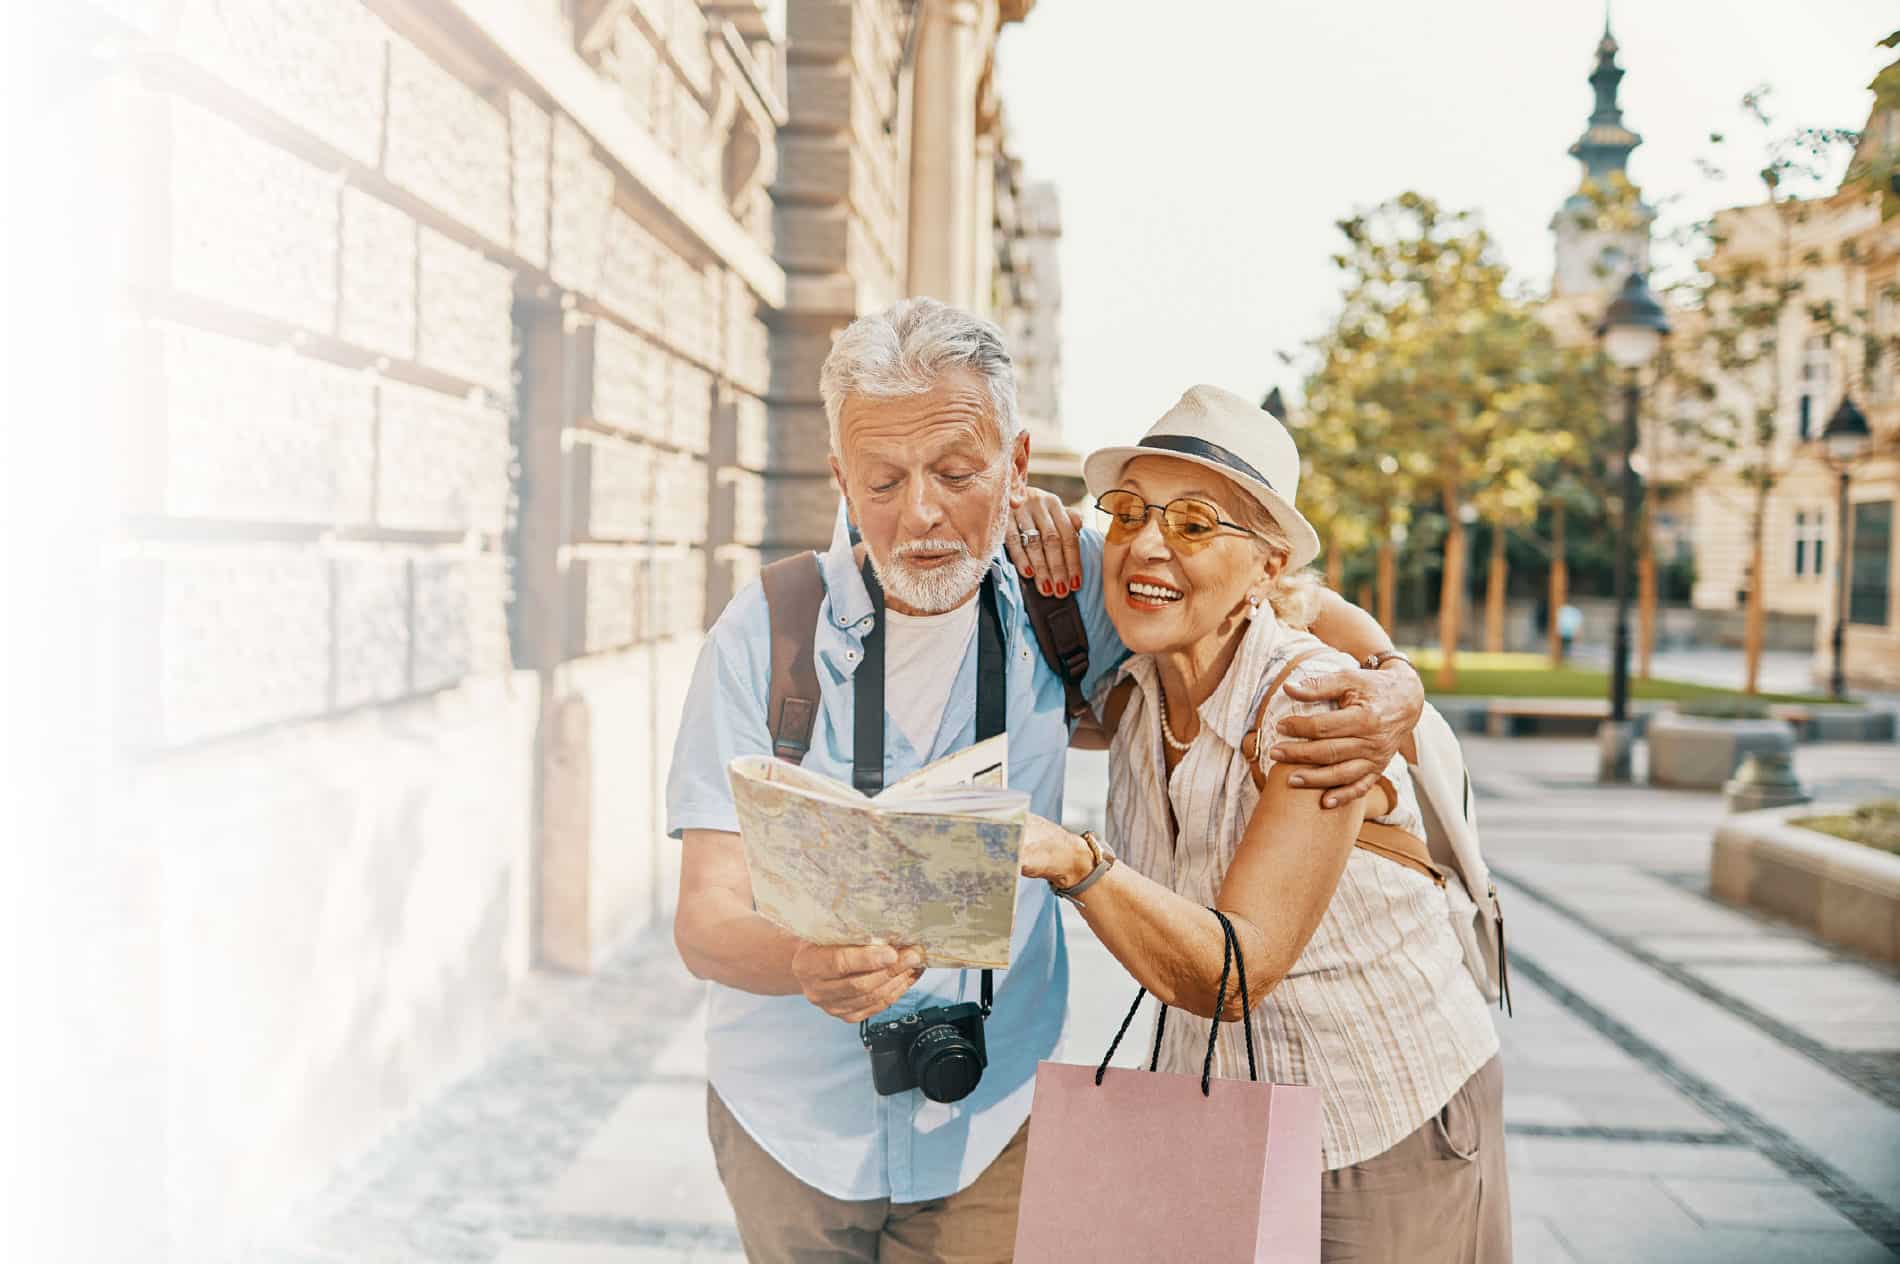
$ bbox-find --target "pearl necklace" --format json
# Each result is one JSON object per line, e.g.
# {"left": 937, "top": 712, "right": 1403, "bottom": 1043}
{"left": 1158, "top": 699, "right": 1195, "bottom": 753}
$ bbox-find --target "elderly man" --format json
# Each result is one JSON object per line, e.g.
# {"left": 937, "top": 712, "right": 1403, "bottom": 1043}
{"left": 666, "top": 297, "right": 1422, "bottom": 1263}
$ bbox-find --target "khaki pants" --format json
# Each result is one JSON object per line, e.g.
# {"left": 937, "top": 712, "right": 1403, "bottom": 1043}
{"left": 706, "top": 1086, "right": 1027, "bottom": 1263}
{"left": 1320, "top": 1055, "right": 1512, "bottom": 1263}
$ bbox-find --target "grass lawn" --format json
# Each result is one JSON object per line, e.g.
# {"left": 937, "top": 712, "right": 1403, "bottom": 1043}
{"left": 1404, "top": 650, "right": 1837, "bottom": 705}
{"left": 1792, "top": 801, "right": 1900, "bottom": 856}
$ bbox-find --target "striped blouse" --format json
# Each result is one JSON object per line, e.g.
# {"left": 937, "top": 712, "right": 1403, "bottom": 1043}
{"left": 1102, "top": 610, "right": 1499, "bottom": 1170}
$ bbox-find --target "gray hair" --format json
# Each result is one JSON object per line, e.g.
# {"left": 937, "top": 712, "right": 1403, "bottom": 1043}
{"left": 819, "top": 297, "right": 1020, "bottom": 460}
{"left": 1225, "top": 482, "right": 1325, "bottom": 629}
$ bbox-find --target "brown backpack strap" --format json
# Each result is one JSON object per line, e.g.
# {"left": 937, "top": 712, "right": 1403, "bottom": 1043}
{"left": 1240, "top": 649, "right": 1327, "bottom": 788}
{"left": 1100, "top": 677, "right": 1138, "bottom": 737}
{"left": 1355, "top": 821, "right": 1446, "bottom": 887}
{"left": 1241, "top": 647, "right": 1444, "bottom": 887}
{"left": 1022, "top": 583, "right": 1091, "bottom": 720}
{"left": 761, "top": 552, "right": 825, "bottom": 763}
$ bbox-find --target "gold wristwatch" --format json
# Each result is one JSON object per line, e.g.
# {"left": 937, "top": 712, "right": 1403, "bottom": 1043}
{"left": 1051, "top": 830, "right": 1117, "bottom": 908}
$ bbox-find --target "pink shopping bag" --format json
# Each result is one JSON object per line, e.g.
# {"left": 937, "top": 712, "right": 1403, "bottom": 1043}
{"left": 1014, "top": 910, "right": 1321, "bottom": 1263}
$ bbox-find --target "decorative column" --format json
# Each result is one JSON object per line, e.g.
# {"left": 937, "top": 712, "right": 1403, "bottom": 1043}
{"left": 907, "top": 0, "right": 984, "bottom": 304}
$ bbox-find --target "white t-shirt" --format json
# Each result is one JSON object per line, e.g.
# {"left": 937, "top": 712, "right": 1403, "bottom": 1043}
{"left": 882, "top": 601, "right": 981, "bottom": 756}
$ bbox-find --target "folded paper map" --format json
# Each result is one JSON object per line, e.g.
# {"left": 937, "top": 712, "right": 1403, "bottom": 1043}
{"left": 728, "top": 736, "right": 1029, "bottom": 968}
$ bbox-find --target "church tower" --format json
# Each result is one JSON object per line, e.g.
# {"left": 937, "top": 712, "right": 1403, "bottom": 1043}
{"left": 1551, "top": 15, "right": 1653, "bottom": 299}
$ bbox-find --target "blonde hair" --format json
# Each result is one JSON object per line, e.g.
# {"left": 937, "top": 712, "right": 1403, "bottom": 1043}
{"left": 1225, "top": 484, "right": 1324, "bottom": 628}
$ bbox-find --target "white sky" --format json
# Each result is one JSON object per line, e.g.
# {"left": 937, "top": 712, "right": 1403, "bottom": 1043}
{"left": 994, "top": 1, "right": 1894, "bottom": 457}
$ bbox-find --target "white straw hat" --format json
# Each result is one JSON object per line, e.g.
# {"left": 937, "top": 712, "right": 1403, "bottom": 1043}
{"left": 1083, "top": 385, "right": 1322, "bottom": 569}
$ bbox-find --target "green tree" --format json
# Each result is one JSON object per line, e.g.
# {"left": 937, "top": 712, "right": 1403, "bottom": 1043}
{"left": 1316, "top": 194, "right": 1577, "bottom": 688}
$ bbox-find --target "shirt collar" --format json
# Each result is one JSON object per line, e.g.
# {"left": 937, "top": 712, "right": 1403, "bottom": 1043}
{"left": 816, "top": 507, "right": 1024, "bottom": 667}
{"left": 1115, "top": 609, "right": 1300, "bottom": 750}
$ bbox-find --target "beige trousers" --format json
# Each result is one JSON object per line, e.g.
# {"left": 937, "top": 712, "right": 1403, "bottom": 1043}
{"left": 706, "top": 1086, "right": 1027, "bottom": 1264}
{"left": 1319, "top": 1055, "right": 1513, "bottom": 1263}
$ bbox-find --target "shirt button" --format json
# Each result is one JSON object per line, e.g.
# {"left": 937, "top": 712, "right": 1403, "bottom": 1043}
{"left": 845, "top": 649, "right": 859, "bottom": 662}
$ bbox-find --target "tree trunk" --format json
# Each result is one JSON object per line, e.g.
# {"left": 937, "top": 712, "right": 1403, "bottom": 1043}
{"left": 1484, "top": 524, "right": 1507, "bottom": 655}
{"left": 1637, "top": 524, "right": 1657, "bottom": 681}
{"left": 1437, "top": 488, "right": 1466, "bottom": 691}
{"left": 1376, "top": 525, "right": 1397, "bottom": 633}
{"left": 1743, "top": 486, "right": 1768, "bottom": 695}
{"left": 1548, "top": 503, "right": 1568, "bottom": 666}
{"left": 1357, "top": 580, "right": 1374, "bottom": 613}
{"left": 1325, "top": 542, "right": 1345, "bottom": 592}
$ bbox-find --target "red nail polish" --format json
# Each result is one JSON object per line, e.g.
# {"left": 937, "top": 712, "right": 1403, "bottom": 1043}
{"left": 1024, "top": 565, "right": 1034, "bottom": 578}
{"left": 1040, "top": 581, "right": 1051, "bottom": 595}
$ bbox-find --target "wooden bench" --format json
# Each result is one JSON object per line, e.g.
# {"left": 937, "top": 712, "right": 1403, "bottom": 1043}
{"left": 1483, "top": 698, "right": 1611, "bottom": 738}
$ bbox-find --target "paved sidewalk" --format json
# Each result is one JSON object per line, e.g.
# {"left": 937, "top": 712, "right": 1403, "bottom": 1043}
{"left": 259, "top": 738, "right": 1900, "bottom": 1263}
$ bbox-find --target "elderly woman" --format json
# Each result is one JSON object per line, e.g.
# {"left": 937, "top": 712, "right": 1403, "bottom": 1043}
{"left": 1020, "top": 386, "right": 1509, "bottom": 1263}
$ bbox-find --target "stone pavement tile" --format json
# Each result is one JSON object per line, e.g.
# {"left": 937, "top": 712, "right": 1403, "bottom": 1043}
{"left": 1501, "top": 878, "right": 1900, "bottom": 1217}
{"left": 1632, "top": 935, "right": 1835, "bottom": 964}
{"left": 1685, "top": 962, "right": 1900, "bottom": 1053}
{"left": 573, "top": 1079, "right": 709, "bottom": 1162}
{"left": 1505, "top": 1091, "right": 1589, "bottom": 1127}
{"left": 543, "top": 1152, "right": 734, "bottom": 1229}
{"left": 649, "top": 997, "right": 710, "bottom": 1078}
{"left": 494, "top": 1244, "right": 691, "bottom": 1263}
{"left": 1512, "top": 1216, "right": 1579, "bottom": 1264}
{"left": 1512, "top": 1171, "right": 1702, "bottom": 1237}
{"left": 1551, "top": 1221, "right": 1894, "bottom": 1264}
{"left": 1510, "top": 1137, "right": 1783, "bottom": 1182}
{"left": 1505, "top": 1066, "right": 1726, "bottom": 1132}
{"left": 1660, "top": 1177, "right": 1867, "bottom": 1232}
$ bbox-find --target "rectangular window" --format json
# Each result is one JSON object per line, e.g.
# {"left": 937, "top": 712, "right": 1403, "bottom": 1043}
{"left": 1791, "top": 509, "right": 1826, "bottom": 578}
{"left": 1849, "top": 500, "right": 1893, "bottom": 626}
{"left": 1797, "top": 395, "right": 1812, "bottom": 440}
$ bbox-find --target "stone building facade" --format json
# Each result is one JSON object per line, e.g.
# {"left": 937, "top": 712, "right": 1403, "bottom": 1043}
{"left": 1686, "top": 112, "right": 1900, "bottom": 687}
{"left": 58, "top": 0, "right": 1053, "bottom": 1256}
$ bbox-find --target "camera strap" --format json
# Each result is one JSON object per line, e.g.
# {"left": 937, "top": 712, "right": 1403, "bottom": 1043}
{"left": 855, "top": 558, "right": 1006, "bottom": 1016}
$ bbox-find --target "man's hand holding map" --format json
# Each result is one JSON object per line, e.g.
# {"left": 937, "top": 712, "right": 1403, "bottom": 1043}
{"left": 727, "top": 736, "right": 1028, "bottom": 968}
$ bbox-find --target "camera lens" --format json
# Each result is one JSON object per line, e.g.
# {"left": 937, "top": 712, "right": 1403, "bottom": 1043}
{"left": 908, "top": 1023, "right": 983, "bottom": 1103}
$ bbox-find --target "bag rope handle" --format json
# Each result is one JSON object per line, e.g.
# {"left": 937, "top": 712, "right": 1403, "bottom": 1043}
{"left": 1094, "top": 907, "right": 1260, "bottom": 1096}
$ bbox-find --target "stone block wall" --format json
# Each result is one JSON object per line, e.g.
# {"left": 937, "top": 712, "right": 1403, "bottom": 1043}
{"left": 95, "top": 0, "right": 785, "bottom": 1250}
{"left": 769, "top": 0, "right": 913, "bottom": 553}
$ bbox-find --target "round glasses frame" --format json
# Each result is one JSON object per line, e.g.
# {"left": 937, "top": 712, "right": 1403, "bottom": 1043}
{"left": 1093, "top": 490, "right": 1263, "bottom": 546}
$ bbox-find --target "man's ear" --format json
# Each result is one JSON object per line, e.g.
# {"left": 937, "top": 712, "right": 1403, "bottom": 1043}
{"left": 1006, "top": 429, "right": 1031, "bottom": 506}
{"left": 828, "top": 453, "right": 855, "bottom": 525}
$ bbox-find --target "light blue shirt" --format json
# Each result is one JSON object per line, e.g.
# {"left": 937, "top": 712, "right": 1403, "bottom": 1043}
{"left": 666, "top": 519, "right": 1126, "bottom": 1202}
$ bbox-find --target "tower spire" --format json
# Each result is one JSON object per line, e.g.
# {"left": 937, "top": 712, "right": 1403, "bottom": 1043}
{"left": 1569, "top": 10, "right": 1641, "bottom": 188}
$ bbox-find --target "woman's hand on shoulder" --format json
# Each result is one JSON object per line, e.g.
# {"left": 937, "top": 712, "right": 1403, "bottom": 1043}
{"left": 1269, "top": 662, "right": 1424, "bottom": 807}
{"left": 1004, "top": 487, "right": 1085, "bottom": 598}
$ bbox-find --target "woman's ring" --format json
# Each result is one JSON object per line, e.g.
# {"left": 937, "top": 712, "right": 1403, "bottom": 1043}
{"left": 1019, "top": 528, "right": 1041, "bottom": 545}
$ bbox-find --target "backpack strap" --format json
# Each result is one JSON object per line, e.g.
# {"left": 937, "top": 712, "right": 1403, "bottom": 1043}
{"left": 1099, "top": 676, "right": 1138, "bottom": 736}
{"left": 1022, "top": 583, "right": 1092, "bottom": 720}
{"left": 1239, "top": 648, "right": 1327, "bottom": 782}
{"left": 761, "top": 552, "right": 825, "bottom": 763}
{"left": 1241, "top": 647, "right": 1445, "bottom": 888}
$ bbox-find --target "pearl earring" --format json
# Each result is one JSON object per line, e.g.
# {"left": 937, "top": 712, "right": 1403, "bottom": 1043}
{"left": 1247, "top": 593, "right": 1262, "bottom": 619}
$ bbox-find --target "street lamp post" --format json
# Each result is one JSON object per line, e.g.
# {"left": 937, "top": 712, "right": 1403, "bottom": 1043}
{"left": 1597, "top": 272, "right": 1670, "bottom": 783}
{"left": 1818, "top": 395, "right": 1871, "bottom": 699}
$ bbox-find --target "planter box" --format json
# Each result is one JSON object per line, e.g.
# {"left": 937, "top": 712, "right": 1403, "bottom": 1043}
{"left": 1767, "top": 705, "right": 1898, "bottom": 743}
{"left": 1711, "top": 804, "right": 1900, "bottom": 964}
{"left": 1647, "top": 711, "right": 1796, "bottom": 790}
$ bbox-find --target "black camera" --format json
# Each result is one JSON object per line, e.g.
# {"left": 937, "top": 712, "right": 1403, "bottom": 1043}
{"left": 862, "top": 978, "right": 992, "bottom": 1103}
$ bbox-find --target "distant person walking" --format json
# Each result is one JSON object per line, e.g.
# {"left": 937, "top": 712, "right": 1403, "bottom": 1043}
{"left": 1557, "top": 603, "right": 1583, "bottom": 661}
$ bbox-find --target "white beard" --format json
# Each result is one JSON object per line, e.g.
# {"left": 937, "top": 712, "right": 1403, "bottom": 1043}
{"left": 870, "top": 494, "right": 1012, "bottom": 613}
